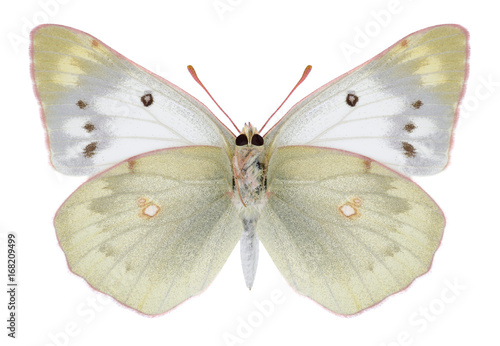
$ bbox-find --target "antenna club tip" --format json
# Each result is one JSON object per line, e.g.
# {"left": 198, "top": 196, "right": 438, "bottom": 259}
{"left": 303, "top": 65, "right": 312, "bottom": 76}
{"left": 187, "top": 65, "right": 197, "bottom": 75}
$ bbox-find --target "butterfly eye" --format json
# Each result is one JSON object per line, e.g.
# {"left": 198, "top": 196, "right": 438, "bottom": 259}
{"left": 251, "top": 134, "right": 264, "bottom": 146}
{"left": 235, "top": 134, "right": 249, "bottom": 146}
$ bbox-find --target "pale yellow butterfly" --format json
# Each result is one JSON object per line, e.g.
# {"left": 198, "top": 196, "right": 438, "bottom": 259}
{"left": 31, "top": 24, "right": 468, "bottom": 315}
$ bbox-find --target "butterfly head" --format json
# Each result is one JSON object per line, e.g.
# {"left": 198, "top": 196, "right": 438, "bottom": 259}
{"left": 235, "top": 123, "right": 264, "bottom": 147}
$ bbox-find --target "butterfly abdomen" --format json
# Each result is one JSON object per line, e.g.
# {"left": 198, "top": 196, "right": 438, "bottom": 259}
{"left": 240, "top": 217, "right": 259, "bottom": 289}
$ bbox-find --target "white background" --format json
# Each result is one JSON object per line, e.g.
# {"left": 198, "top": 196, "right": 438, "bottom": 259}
{"left": 1, "top": 1, "right": 498, "bottom": 345}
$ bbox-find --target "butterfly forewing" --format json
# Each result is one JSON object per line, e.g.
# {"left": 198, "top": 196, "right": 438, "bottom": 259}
{"left": 264, "top": 25, "right": 468, "bottom": 176}
{"left": 31, "top": 25, "right": 235, "bottom": 176}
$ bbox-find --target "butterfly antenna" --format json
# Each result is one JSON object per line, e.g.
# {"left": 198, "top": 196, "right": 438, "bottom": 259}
{"left": 259, "top": 65, "right": 312, "bottom": 133}
{"left": 187, "top": 65, "right": 240, "bottom": 133}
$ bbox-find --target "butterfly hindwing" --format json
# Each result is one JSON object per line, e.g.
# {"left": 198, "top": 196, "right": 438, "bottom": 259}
{"left": 265, "top": 25, "right": 468, "bottom": 176}
{"left": 55, "top": 146, "right": 241, "bottom": 315}
{"left": 31, "top": 25, "right": 235, "bottom": 176}
{"left": 259, "top": 146, "right": 444, "bottom": 315}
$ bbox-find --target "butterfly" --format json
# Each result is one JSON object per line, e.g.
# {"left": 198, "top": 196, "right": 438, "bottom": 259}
{"left": 31, "top": 24, "right": 468, "bottom": 316}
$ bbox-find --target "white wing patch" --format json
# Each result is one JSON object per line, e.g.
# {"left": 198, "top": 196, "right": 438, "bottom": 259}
{"left": 32, "top": 25, "right": 235, "bottom": 175}
{"left": 265, "top": 25, "right": 468, "bottom": 176}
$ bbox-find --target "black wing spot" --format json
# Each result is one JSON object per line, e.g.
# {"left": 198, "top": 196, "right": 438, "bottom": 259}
{"left": 412, "top": 100, "right": 423, "bottom": 109}
{"left": 404, "top": 122, "right": 416, "bottom": 133}
{"left": 83, "top": 122, "right": 95, "bottom": 133}
{"left": 83, "top": 142, "right": 98, "bottom": 158}
{"left": 141, "top": 93, "right": 154, "bottom": 107}
{"left": 402, "top": 142, "right": 416, "bottom": 158}
{"left": 346, "top": 93, "right": 359, "bottom": 107}
{"left": 76, "top": 100, "right": 88, "bottom": 109}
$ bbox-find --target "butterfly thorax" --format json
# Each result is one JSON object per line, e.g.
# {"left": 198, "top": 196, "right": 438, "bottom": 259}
{"left": 232, "top": 145, "right": 267, "bottom": 216}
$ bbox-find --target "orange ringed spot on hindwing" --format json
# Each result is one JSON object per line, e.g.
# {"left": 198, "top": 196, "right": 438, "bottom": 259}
{"left": 143, "top": 204, "right": 160, "bottom": 218}
{"left": 340, "top": 204, "right": 356, "bottom": 217}
{"left": 339, "top": 197, "right": 362, "bottom": 219}
{"left": 91, "top": 39, "right": 99, "bottom": 47}
{"left": 137, "top": 198, "right": 161, "bottom": 219}
{"left": 401, "top": 39, "right": 408, "bottom": 47}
